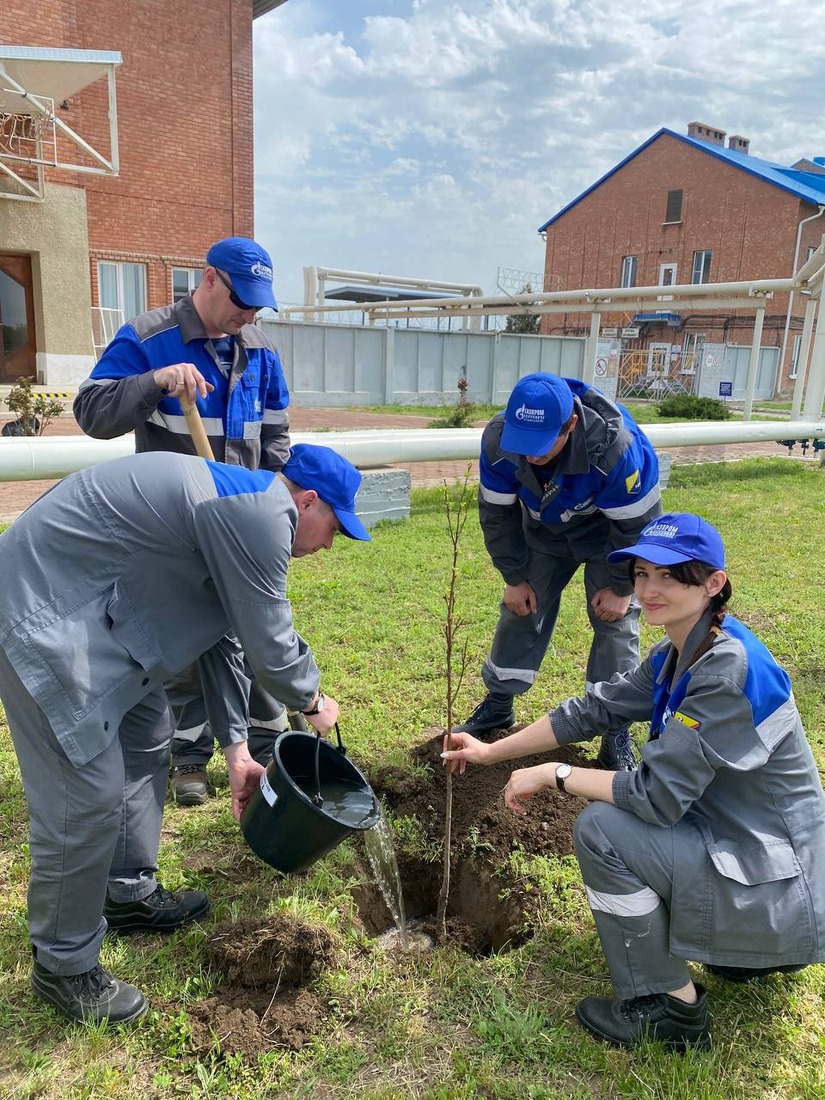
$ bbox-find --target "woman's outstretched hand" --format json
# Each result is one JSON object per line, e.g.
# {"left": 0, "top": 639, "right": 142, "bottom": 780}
{"left": 440, "top": 730, "right": 491, "bottom": 774}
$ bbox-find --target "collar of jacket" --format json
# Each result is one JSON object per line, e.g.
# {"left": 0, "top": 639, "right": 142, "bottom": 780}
{"left": 655, "top": 607, "right": 721, "bottom": 686}
{"left": 175, "top": 294, "right": 254, "bottom": 349}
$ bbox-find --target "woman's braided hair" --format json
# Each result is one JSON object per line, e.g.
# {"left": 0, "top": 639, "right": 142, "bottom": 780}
{"left": 627, "top": 558, "right": 732, "bottom": 668}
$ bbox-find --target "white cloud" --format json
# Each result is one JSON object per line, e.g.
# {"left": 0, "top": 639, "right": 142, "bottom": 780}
{"left": 254, "top": 0, "right": 825, "bottom": 306}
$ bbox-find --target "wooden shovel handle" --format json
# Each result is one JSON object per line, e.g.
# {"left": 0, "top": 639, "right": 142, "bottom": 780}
{"left": 180, "top": 394, "right": 215, "bottom": 461}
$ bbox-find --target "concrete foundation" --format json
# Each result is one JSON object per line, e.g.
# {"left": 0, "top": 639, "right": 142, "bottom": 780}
{"left": 357, "top": 468, "right": 412, "bottom": 527}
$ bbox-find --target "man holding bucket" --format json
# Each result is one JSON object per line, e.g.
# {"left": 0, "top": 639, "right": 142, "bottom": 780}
{"left": 0, "top": 443, "right": 370, "bottom": 1026}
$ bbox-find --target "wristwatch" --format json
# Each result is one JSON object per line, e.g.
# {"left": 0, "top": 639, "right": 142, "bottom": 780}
{"left": 555, "top": 763, "right": 573, "bottom": 792}
{"left": 302, "top": 692, "right": 325, "bottom": 716}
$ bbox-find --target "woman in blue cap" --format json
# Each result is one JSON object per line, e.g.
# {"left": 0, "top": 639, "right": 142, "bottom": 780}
{"left": 443, "top": 512, "right": 825, "bottom": 1052}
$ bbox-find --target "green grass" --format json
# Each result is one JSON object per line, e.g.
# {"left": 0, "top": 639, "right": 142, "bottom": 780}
{"left": 1, "top": 459, "right": 824, "bottom": 1098}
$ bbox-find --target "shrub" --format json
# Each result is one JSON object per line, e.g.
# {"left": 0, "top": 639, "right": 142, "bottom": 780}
{"left": 2, "top": 377, "right": 65, "bottom": 436}
{"left": 656, "top": 393, "right": 732, "bottom": 421}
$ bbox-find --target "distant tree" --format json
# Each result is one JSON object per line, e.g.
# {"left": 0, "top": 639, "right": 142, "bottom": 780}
{"left": 505, "top": 283, "right": 540, "bottom": 335}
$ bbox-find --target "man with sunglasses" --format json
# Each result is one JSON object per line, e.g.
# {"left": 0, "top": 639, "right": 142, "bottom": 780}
{"left": 74, "top": 237, "right": 293, "bottom": 805}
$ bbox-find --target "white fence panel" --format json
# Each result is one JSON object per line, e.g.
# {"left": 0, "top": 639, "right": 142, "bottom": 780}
{"left": 262, "top": 320, "right": 585, "bottom": 406}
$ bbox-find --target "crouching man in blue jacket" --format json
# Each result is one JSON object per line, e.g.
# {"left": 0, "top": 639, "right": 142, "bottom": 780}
{"left": 454, "top": 372, "right": 662, "bottom": 771}
{"left": 0, "top": 444, "right": 370, "bottom": 1026}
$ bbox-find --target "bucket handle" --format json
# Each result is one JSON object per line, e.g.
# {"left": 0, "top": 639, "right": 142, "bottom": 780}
{"left": 311, "top": 722, "right": 347, "bottom": 807}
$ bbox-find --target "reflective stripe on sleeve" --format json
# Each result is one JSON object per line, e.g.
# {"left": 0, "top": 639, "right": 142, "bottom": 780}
{"left": 148, "top": 411, "right": 226, "bottom": 436}
{"left": 600, "top": 485, "right": 662, "bottom": 520}
{"left": 480, "top": 485, "right": 518, "bottom": 505}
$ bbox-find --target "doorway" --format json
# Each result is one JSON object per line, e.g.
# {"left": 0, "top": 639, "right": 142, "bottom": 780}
{"left": 0, "top": 253, "right": 36, "bottom": 382}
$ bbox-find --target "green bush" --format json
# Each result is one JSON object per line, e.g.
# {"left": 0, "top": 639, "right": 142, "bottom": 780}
{"left": 656, "top": 393, "right": 732, "bottom": 420}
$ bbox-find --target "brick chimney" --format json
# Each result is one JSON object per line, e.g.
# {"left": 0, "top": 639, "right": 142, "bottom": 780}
{"left": 687, "top": 121, "right": 726, "bottom": 147}
{"left": 727, "top": 134, "right": 750, "bottom": 154}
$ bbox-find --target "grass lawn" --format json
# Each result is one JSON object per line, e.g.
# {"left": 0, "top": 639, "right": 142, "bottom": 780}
{"left": 1, "top": 458, "right": 824, "bottom": 1098}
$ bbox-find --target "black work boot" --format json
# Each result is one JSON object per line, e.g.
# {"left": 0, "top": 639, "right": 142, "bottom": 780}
{"left": 575, "top": 984, "right": 711, "bottom": 1052}
{"left": 31, "top": 958, "right": 147, "bottom": 1025}
{"left": 706, "top": 963, "right": 806, "bottom": 983}
{"left": 451, "top": 693, "right": 516, "bottom": 736}
{"left": 105, "top": 884, "right": 210, "bottom": 934}
{"left": 596, "top": 730, "right": 637, "bottom": 771}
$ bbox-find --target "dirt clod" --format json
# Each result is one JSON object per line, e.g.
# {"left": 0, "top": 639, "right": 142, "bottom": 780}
{"left": 184, "top": 914, "right": 336, "bottom": 1056}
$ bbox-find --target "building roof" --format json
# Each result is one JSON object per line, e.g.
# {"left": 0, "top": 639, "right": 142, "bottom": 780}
{"left": 324, "top": 285, "right": 460, "bottom": 303}
{"left": 253, "top": 1, "right": 289, "bottom": 18}
{"left": 538, "top": 127, "right": 825, "bottom": 233}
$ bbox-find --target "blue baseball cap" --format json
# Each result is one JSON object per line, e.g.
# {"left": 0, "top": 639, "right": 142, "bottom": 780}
{"left": 607, "top": 513, "right": 725, "bottom": 570}
{"left": 206, "top": 237, "right": 278, "bottom": 310}
{"left": 500, "top": 373, "right": 575, "bottom": 456}
{"left": 282, "top": 444, "right": 371, "bottom": 542}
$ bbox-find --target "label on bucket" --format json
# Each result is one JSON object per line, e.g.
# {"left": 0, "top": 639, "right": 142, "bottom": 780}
{"left": 260, "top": 770, "right": 278, "bottom": 808}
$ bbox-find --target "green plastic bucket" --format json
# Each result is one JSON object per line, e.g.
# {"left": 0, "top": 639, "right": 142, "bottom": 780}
{"left": 240, "top": 729, "right": 380, "bottom": 874}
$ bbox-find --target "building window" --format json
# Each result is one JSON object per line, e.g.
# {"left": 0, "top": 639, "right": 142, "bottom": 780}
{"left": 691, "top": 250, "right": 712, "bottom": 284}
{"left": 98, "top": 261, "right": 147, "bottom": 322}
{"left": 172, "top": 267, "right": 202, "bottom": 303}
{"left": 665, "top": 189, "right": 683, "bottom": 223}
{"left": 789, "top": 334, "right": 803, "bottom": 380}
{"left": 620, "top": 255, "right": 638, "bottom": 288}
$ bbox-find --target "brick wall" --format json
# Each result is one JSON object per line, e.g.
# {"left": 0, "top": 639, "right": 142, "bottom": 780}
{"left": 1, "top": 0, "right": 254, "bottom": 309}
{"left": 541, "top": 132, "right": 824, "bottom": 390}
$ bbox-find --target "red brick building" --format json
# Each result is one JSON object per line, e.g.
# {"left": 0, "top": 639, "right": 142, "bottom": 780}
{"left": 0, "top": 0, "right": 288, "bottom": 385}
{"left": 539, "top": 125, "right": 825, "bottom": 396}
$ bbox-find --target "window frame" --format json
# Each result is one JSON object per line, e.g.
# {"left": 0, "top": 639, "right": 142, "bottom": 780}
{"left": 171, "top": 266, "right": 203, "bottom": 303}
{"left": 691, "top": 249, "right": 712, "bottom": 284}
{"left": 620, "top": 255, "right": 638, "bottom": 288}
{"left": 97, "top": 260, "right": 147, "bottom": 321}
{"left": 664, "top": 189, "right": 683, "bottom": 223}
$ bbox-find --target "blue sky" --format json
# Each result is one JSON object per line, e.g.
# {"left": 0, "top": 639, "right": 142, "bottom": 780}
{"left": 253, "top": 0, "right": 825, "bottom": 308}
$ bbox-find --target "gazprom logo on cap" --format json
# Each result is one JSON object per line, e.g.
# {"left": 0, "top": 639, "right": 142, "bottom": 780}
{"left": 514, "top": 403, "right": 546, "bottom": 425}
{"left": 643, "top": 521, "right": 679, "bottom": 539}
{"left": 250, "top": 261, "right": 273, "bottom": 279}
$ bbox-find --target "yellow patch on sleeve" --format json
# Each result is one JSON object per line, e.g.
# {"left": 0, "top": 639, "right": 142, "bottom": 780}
{"left": 673, "top": 711, "right": 700, "bottom": 730}
{"left": 625, "top": 469, "right": 640, "bottom": 493}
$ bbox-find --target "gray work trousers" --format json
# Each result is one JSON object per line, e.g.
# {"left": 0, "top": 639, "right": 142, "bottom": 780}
{"left": 169, "top": 661, "right": 286, "bottom": 768}
{"left": 0, "top": 647, "right": 172, "bottom": 975}
{"left": 482, "top": 523, "right": 640, "bottom": 699}
{"left": 574, "top": 801, "right": 695, "bottom": 999}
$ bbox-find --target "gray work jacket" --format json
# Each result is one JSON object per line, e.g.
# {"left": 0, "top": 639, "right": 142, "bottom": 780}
{"left": 551, "top": 612, "right": 825, "bottom": 966}
{"left": 0, "top": 453, "right": 319, "bottom": 767}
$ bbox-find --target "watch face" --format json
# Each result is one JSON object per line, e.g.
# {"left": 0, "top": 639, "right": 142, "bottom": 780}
{"left": 557, "top": 764, "right": 572, "bottom": 778}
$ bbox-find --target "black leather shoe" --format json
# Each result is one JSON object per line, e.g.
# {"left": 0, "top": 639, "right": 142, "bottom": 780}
{"left": 452, "top": 694, "right": 516, "bottom": 736}
{"left": 31, "top": 959, "right": 147, "bottom": 1024}
{"left": 596, "top": 730, "right": 637, "bottom": 771}
{"left": 105, "top": 884, "right": 210, "bottom": 934}
{"left": 706, "top": 963, "right": 806, "bottom": 983}
{"left": 575, "top": 984, "right": 711, "bottom": 1052}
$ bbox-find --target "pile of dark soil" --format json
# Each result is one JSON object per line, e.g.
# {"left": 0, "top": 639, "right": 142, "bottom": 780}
{"left": 185, "top": 913, "right": 336, "bottom": 1057}
{"left": 371, "top": 727, "right": 592, "bottom": 864}
{"left": 352, "top": 728, "right": 594, "bottom": 952}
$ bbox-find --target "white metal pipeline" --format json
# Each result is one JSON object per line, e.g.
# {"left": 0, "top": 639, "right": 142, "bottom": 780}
{"left": 2, "top": 421, "right": 824, "bottom": 482}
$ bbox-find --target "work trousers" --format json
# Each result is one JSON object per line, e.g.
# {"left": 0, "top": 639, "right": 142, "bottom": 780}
{"left": 0, "top": 647, "right": 172, "bottom": 975}
{"left": 573, "top": 801, "right": 697, "bottom": 999}
{"left": 482, "top": 524, "right": 641, "bottom": 699}
{"left": 169, "top": 662, "right": 288, "bottom": 768}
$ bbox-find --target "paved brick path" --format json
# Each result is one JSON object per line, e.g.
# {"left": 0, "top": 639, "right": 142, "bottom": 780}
{"left": 0, "top": 407, "right": 814, "bottom": 525}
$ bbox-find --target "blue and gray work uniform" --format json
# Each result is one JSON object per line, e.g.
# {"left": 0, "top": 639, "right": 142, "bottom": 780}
{"left": 73, "top": 294, "right": 290, "bottom": 470}
{"left": 551, "top": 610, "right": 825, "bottom": 998}
{"left": 0, "top": 452, "right": 319, "bottom": 975}
{"left": 478, "top": 379, "right": 661, "bottom": 698}
{"left": 73, "top": 295, "right": 292, "bottom": 761}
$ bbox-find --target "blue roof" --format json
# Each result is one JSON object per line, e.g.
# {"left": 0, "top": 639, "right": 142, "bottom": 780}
{"left": 538, "top": 127, "right": 825, "bottom": 233}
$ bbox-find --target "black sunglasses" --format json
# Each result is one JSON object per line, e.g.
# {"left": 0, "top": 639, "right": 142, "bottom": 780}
{"left": 215, "top": 269, "right": 255, "bottom": 311}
